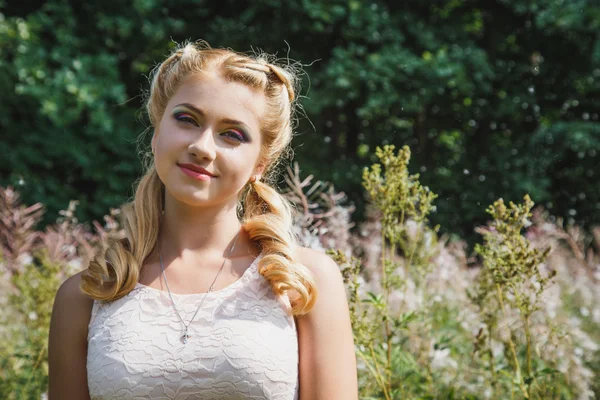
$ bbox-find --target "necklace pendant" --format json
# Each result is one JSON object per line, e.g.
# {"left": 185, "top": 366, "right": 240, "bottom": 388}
{"left": 181, "top": 329, "right": 190, "bottom": 344}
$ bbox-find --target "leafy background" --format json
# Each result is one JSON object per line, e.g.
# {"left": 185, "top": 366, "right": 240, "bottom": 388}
{"left": 1, "top": 1, "right": 600, "bottom": 398}
{"left": 1, "top": 0, "right": 599, "bottom": 242}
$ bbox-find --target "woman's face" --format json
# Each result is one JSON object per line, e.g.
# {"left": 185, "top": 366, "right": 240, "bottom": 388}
{"left": 152, "top": 73, "right": 266, "bottom": 209}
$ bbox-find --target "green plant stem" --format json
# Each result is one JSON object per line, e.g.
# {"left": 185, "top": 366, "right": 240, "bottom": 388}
{"left": 369, "top": 343, "right": 386, "bottom": 386}
{"left": 523, "top": 313, "right": 534, "bottom": 399}
{"left": 406, "top": 222, "right": 422, "bottom": 288}
{"left": 385, "top": 242, "right": 396, "bottom": 394}
{"left": 359, "top": 346, "right": 392, "bottom": 400}
{"left": 487, "top": 332, "right": 497, "bottom": 399}
{"left": 524, "top": 314, "right": 533, "bottom": 381}
{"left": 353, "top": 265, "right": 361, "bottom": 319}
{"left": 495, "top": 284, "right": 529, "bottom": 399}
{"left": 356, "top": 350, "right": 388, "bottom": 399}
{"left": 381, "top": 228, "right": 393, "bottom": 393}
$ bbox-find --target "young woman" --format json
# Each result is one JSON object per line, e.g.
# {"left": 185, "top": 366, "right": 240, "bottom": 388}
{"left": 47, "top": 41, "right": 358, "bottom": 399}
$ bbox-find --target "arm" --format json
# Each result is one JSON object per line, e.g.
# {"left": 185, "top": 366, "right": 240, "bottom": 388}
{"left": 295, "top": 247, "right": 359, "bottom": 400}
{"left": 48, "top": 271, "right": 94, "bottom": 400}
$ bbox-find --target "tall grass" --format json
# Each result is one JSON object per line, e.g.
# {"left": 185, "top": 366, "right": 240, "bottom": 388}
{"left": 1, "top": 146, "right": 598, "bottom": 399}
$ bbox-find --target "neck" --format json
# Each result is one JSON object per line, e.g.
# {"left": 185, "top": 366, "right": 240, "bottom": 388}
{"left": 156, "top": 195, "right": 251, "bottom": 262}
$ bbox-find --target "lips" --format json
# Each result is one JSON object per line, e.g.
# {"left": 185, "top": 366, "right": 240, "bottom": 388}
{"left": 178, "top": 163, "right": 216, "bottom": 181}
{"left": 177, "top": 163, "right": 216, "bottom": 177}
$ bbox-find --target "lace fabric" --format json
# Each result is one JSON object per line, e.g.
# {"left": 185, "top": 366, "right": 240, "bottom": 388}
{"left": 87, "top": 253, "right": 299, "bottom": 399}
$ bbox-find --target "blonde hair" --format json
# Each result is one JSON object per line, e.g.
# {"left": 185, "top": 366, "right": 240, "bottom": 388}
{"left": 80, "top": 41, "right": 317, "bottom": 315}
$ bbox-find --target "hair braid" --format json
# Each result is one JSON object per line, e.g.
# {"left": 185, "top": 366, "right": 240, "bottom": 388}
{"left": 242, "top": 180, "right": 316, "bottom": 315}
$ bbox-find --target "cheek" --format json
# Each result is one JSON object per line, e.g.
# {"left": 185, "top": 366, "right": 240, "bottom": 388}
{"left": 225, "top": 158, "right": 251, "bottom": 180}
{"left": 217, "top": 155, "right": 257, "bottom": 189}
{"left": 154, "top": 129, "right": 190, "bottom": 164}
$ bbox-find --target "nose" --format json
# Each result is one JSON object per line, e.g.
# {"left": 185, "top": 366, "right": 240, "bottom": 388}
{"left": 188, "top": 127, "right": 217, "bottom": 161}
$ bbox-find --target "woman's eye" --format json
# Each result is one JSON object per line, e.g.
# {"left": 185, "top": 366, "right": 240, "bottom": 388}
{"left": 222, "top": 129, "right": 246, "bottom": 142}
{"left": 174, "top": 113, "right": 197, "bottom": 125}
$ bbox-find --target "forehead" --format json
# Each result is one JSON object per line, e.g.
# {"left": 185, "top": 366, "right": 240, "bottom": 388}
{"left": 168, "top": 73, "right": 266, "bottom": 132}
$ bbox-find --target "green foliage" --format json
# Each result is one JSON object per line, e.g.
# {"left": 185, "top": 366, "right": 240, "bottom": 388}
{"left": 470, "top": 196, "right": 557, "bottom": 398}
{"left": 0, "top": 251, "right": 62, "bottom": 399}
{"left": 0, "top": 1, "right": 137, "bottom": 227}
{"left": 1, "top": 0, "right": 599, "bottom": 240}
{"left": 362, "top": 144, "right": 438, "bottom": 285}
{"left": 329, "top": 144, "right": 595, "bottom": 399}
{"left": 331, "top": 144, "right": 447, "bottom": 399}
{"left": 0, "top": 141, "right": 598, "bottom": 397}
{"left": 474, "top": 196, "right": 553, "bottom": 317}
{"left": 1, "top": 0, "right": 600, "bottom": 395}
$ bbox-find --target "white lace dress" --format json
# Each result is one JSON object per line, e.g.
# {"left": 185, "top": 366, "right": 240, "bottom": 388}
{"left": 86, "top": 253, "right": 299, "bottom": 399}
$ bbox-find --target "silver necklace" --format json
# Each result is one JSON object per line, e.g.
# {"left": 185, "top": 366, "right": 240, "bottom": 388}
{"left": 159, "top": 232, "right": 240, "bottom": 344}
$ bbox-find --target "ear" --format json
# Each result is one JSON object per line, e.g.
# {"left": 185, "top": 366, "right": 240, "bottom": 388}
{"left": 151, "top": 131, "right": 158, "bottom": 152}
{"left": 253, "top": 163, "right": 265, "bottom": 178}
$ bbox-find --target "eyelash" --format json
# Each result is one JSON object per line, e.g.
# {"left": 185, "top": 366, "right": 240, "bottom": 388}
{"left": 174, "top": 113, "right": 247, "bottom": 142}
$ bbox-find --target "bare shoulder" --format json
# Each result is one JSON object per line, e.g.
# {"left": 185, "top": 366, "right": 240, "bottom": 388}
{"left": 50, "top": 269, "right": 95, "bottom": 346}
{"left": 48, "top": 270, "right": 94, "bottom": 399}
{"left": 294, "top": 246, "right": 342, "bottom": 281}
{"left": 50, "top": 270, "right": 95, "bottom": 346}
{"left": 54, "top": 270, "right": 95, "bottom": 313}
{"left": 293, "top": 246, "right": 359, "bottom": 399}
{"left": 294, "top": 246, "right": 346, "bottom": 307}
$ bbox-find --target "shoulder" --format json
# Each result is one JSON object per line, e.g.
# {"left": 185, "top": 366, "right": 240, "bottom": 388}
{"left": 51, "top": 271, "right": 95, "bottom": 332}
{"left": 48, "top": 270, "right": 95, "bottom": 398}
{"left": 55, "top": 270, "right": 94, "bottom": 307}
{"left": 293, "top": 245, "right": 348, "bottom": 317}
{"left": 294, "top": 246, "right": 343, "bottom": 284}
{"left": 292, "top": 246, "right": 359, "bottom": 399}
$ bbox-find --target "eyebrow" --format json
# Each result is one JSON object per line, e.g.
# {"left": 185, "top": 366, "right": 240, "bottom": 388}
{"left": 174, "top": 103, "right": 252, "bottom": 132}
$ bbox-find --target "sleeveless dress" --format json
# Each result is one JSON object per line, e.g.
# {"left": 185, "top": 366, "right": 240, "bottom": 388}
{"left": 86, "top": 252, "right": 299, "bottom": 400}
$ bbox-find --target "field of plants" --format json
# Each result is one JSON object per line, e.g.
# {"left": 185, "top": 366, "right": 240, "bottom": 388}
{"left": 2, "top": 0, "right": 599, "bottom": 398}
{"left": 1, "top": 145, "right": 599, "bottom": 399}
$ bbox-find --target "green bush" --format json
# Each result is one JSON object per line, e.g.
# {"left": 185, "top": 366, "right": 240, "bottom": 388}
{"left": 1, "top": 0, "right": 599, "bottom": 239}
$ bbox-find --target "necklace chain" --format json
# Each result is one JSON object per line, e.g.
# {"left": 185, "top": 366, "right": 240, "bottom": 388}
{"left": 159, "top": 232, "right": 240, "bottom": 344}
